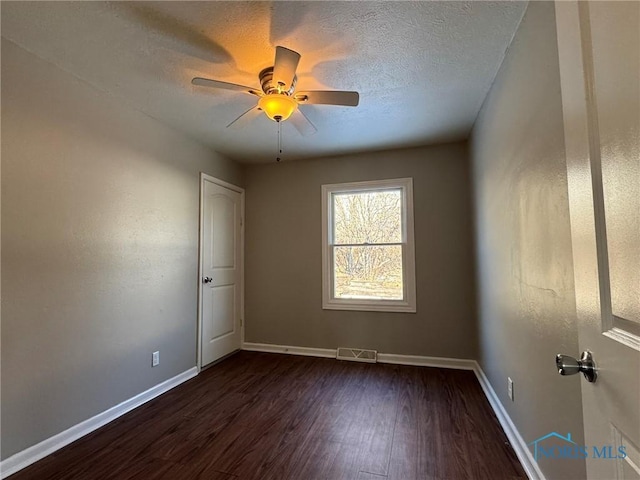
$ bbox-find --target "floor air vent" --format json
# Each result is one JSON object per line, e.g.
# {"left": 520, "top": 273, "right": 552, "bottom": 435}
{"left": 336, "top": 347, "right": 377, "bottom": 363}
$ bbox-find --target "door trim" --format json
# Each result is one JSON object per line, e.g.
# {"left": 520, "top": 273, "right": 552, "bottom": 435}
{"left": 197, "top": 173, "right": 245, "bottom": 372}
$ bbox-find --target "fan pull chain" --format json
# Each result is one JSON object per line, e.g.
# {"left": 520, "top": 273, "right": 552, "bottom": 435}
{"left": 276, "top": 119, "right": 282, "bottom": 162}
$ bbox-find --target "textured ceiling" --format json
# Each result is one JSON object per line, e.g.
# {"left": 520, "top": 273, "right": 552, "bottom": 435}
{"left": 1, "top": 1, "right": 527, "bottom": 163}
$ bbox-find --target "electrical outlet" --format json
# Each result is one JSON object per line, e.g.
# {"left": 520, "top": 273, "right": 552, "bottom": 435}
{"left": 508, "top": 377, "right": 514, "bottom": 401}
{"left": 152, "top": 351, "right": 160, "bottom": 367}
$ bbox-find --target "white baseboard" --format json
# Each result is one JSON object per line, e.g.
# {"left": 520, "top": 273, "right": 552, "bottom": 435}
{"left": 377, "top": 352, "right": 476, "bottom": 370}
{"left": 0, "top": 367, "right": 198, "bottom": 479}
{"left": 242, "top": 343, "right": 477, "bottom": 370}
{"left": 472, "top": 362, "right": 545, "bottom": 480}
{"left": 242, "top": 342, "right": 541, "bottom": 480}
{"left": 242, "top": 342, "right": 336, "bottom": 358}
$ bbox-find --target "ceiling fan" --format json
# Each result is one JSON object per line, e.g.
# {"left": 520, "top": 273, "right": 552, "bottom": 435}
{"left": 191, "top": 46, "right": 359, "bottom": 136}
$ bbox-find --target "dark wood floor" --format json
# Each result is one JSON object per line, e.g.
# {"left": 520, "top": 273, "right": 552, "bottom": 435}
{"left": 12, "top": 351, "right": 526, "bottom": 480}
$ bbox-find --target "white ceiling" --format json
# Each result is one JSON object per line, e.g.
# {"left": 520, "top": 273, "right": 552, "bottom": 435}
{"left": 1, "top": 1, "right": 527, "bottom": 163}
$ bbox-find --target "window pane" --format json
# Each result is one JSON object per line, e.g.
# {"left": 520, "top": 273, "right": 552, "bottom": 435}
{"left": 333, "top": 190, "right": 402, "bottom": 244}
{"left": 333, "top": 245, "right": 403, "bottom": 300}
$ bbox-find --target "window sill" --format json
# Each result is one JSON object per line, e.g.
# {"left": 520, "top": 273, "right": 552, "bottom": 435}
{"left": 322, "top": 300, "right": 416, "bottom": 313}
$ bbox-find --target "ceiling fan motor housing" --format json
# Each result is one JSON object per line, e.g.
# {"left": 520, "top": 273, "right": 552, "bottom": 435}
{"left": 259, "top": 66, "right": 297, "bottom": 96}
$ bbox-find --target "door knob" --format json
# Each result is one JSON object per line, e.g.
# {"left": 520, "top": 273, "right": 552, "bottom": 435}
{"left": 556, "top": 351, "right": 597, "bottom": 383}
{"left": 202, "top": 276, "right": 213, "bottom": 284}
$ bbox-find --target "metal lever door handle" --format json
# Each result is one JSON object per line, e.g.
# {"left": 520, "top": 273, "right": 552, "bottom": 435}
{"left": 202, "top": 277, "right": 213, "bottom": 284}
{"left": 556, "top": 351, "right": 597, "bottom": 383}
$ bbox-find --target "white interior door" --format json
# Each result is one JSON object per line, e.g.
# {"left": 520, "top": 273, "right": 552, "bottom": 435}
{"left": 556, "top": 2, "right": 640, "bottom": 478}
{"left": 199, "top": 175, "right": 243, "bottom": 368}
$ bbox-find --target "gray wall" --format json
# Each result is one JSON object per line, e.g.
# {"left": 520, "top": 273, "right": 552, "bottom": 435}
{"left": 1, "top": 39, "right": 242, "bottom": 459}
{"left": 244, "top": 143, "right": 477, "bottom": 359}
{"left": 470, "top": 3, "right": 586, "bottom": 479}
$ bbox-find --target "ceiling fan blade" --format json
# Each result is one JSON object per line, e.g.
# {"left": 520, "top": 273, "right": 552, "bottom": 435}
{"left": 272, "top": 46, "right": 301, "bottom": 91}
{"left": 294, "top": 90, "right": 359, "bottom": 107}
{"left": 226, "top": 105, "right": 263, "bottom": 129}
{"left": 192, "top": 77, "right": 261, "bottom": 96}
{"left": 289, "top": 109, "right": 317, "bottom": 136}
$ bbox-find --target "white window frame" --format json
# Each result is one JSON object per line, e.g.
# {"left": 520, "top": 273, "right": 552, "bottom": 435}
{"left": 321, "top": 178, "right": 417, "bottom": 313}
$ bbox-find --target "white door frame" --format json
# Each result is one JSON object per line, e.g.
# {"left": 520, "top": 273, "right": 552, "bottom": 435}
{"left": 197, "top": 172, "right": 245, "bottom": 372}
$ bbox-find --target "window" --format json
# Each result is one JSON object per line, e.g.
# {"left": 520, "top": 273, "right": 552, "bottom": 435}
{"left": 322, "top": 178, "right": 416, "bottom": 312}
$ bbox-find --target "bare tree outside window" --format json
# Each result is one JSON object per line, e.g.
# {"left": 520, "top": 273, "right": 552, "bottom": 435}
{"left": 332, "top": 189, "right": 404, "bottom": 300}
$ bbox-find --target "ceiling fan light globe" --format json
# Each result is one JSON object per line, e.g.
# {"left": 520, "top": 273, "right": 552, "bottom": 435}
{"left": 258, "top": 94, "right": 297, "bottom": 122}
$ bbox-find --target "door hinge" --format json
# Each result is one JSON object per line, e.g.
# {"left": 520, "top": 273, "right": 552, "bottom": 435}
{"left": 240, "top": 318, "right": 244, "bottom": 327}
